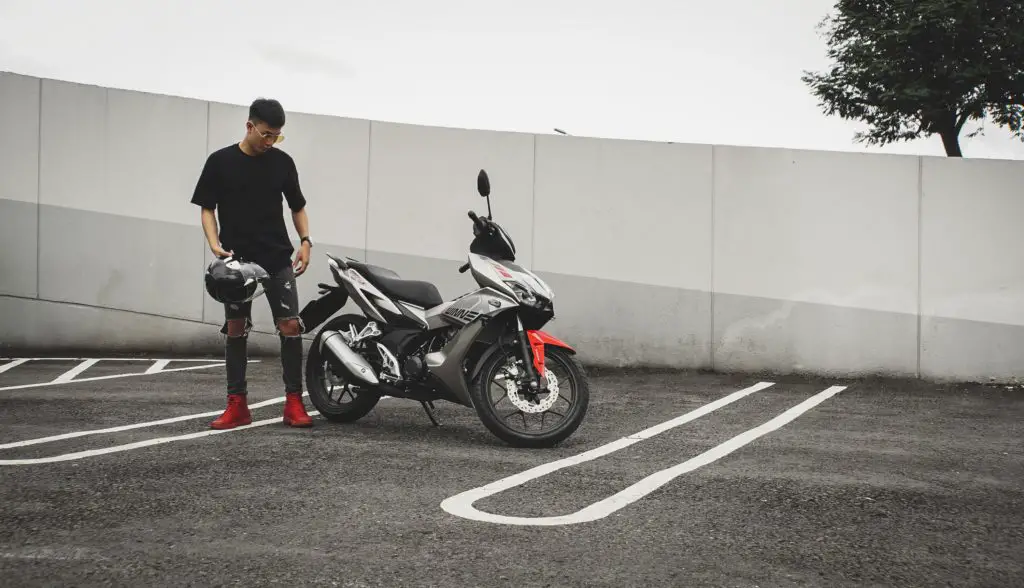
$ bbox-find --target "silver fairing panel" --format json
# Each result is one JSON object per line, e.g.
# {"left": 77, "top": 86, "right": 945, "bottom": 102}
{"left": 332, "top": 253, "right": 523, "bottom": 333}
{"left": 437, "top": 288, "right": 519, "bottom": 327}
{"left": 422, "top": 288, "right": 523, "bottom": 408}
{"left": 328, "top": 259, "right": 386, "bottom": 324}
{"left": 466, "top": 254, "right": 518, "bottom": 299}
{"left": 395, "top": 301, "right": 430, "bottom": 329}
{"left": 338, "top": 268, "right": 395, "bottom": 324}
{"left": 424, "top": 319, "right": 485, "bottom": 407}
{"left": 424, "top": 300, "right": 456, "bottom": 330}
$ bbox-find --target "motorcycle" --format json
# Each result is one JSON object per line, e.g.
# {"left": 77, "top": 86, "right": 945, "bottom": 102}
{"left": 297, "top": 169, "right": 590, "bottom": 448}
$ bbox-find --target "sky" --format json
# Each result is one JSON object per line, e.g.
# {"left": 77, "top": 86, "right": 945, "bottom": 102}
{"left": 1, "top": 0, "right": 1022, "bottom": 160}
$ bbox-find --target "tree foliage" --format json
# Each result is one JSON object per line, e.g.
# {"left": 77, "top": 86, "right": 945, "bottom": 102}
{"left": 802, "top": 0, "right": 1024, "bottom": 156}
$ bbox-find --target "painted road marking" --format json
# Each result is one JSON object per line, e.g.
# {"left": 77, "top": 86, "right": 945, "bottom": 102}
{"left": 440, "top": 383, "right": 847, "bottom": 526}
{"left": 50, "top": 359, "right": 101, "bottom": 383}
{"left": 0, "top": 359, "right": 31, "bottom": 374}
{"left": 145, "top": 360, "right": 171, "bottom": 374}
{"left": 0, "top": 395, "right": 295, "bottom": 450}
{"left": 0, "top": 358, "right": 234, "bottom": 362}
{"left": 0, "top": 392, "right": 315, "bottom": 465}
{"left": 440, "top": 381, "right": 773, "bottom": 522}
{"left": 0, "top": 360, "right": 259, "bottom": 392}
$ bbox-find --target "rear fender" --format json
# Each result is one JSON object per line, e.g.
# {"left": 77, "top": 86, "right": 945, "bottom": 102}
{"left": 298, "top": 285, "right": 349, "bottom": 333}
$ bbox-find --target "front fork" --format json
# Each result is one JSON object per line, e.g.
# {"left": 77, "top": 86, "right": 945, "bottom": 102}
{"left": 515, "top": 317, "right": 546, "bottom": 390}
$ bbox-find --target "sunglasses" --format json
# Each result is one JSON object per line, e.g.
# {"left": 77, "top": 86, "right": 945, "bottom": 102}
{"left": 248, "top": 122, "right": 285, "bottom": 144}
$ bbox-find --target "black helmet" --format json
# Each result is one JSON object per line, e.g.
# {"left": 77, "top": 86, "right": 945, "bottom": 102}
{"left": 204, "top": 256, "right": 270, "bottom": 304}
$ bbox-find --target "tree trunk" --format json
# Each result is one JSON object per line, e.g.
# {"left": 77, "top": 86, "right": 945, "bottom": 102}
{"left": 939, "top": 129, "right": 963, "bottom": 157}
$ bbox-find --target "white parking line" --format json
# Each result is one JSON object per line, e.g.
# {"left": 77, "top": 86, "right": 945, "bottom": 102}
{"left": 51, "top": 359, "right": 100, "bottom": 383}
{"left": 145, "top": 360, "right": 171, "bottom": 374}
{"left": 0, "top": 361, "right": 259, "bottom": 392}
{"left": 0, "top": 392, "right": 315, "bottom": 465}
{"left": 440, "top": 381, "right": 773, "bottom": 522}
{"left": 440, "top": 383, "right": 847, "bottom": 526}
{"left": 0, "top": 359, "right": 30, "bottom": 374}
{"left": 0, "top": 358, "right": 231, "bottom": 362}
{"left": 0, "top": 395, "right": 296, "bottom": 450}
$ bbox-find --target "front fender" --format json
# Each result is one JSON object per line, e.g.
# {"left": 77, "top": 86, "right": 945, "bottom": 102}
{"left": 527, "top": 330, "right": 575, "bottom": 353}
{"left": 525, "top": 330, "right": 574, "bottom": 380}
{"left": 464, "top": 322, "right": 576, "bottom": 392}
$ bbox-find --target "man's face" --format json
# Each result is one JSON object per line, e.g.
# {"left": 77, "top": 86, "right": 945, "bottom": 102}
{"left": 246, "top": 120, "right": 284, "bottom": 153}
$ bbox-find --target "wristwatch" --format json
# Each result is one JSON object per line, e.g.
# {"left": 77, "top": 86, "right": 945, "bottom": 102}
{"left": 300, "top": 236, "right": 313, "bottom": 248}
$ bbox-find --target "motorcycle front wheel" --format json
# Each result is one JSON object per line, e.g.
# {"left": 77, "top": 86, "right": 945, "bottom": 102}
{"left": 305, "top": 314, "right": 382, "bottom": 423}
{"left": 469, "top": 345, "right": 589, "bottom": 448}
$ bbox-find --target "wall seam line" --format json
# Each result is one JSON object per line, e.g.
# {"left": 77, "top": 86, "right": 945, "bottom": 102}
{"left": 709, "top": 145, "right": 716, "bottom": 372}
{"left": 201, "top": 100, "right": 211, "bottom": 323}
{"left": 916, "top": 156, "right": 923, "bottom": 379}
{"left": 2, "top": 293, "right": 206, "bottom": 325}
{"left": 364, "top": 122, "right": 373, "bottom": 262}
{"left": 35, "top": 77, "right": 42, "bottom": 300}
{"left": 530, "top": 133, "right": 538, "bottom": 270}
{"left": 0, "top": 294, "right": 314, "bottom": 341}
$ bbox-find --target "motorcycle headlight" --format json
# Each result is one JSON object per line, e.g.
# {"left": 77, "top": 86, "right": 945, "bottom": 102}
{"left": 506, "top": 281, "right": 539, "bottom": 306}
{"left": 518, "top": 270, "right": 554, "bottom": 302}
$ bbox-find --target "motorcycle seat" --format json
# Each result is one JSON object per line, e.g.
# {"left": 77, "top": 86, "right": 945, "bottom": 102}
{"left": 347, "top": 261, "right": 444, "bottom": 308}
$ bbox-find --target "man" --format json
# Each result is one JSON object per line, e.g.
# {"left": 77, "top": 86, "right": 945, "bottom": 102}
{"left": 191, "top": 98, "right": 314, "bottom": 429}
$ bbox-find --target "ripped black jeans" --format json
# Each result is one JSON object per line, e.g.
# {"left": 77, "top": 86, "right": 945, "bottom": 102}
{"left": 221, "top": 264, "right": 304, "bottom": 396}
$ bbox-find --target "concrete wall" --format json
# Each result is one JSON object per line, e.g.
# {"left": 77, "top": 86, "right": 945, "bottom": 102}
{"left": 1, "top": 71, "right": 1021, "bottom": 384}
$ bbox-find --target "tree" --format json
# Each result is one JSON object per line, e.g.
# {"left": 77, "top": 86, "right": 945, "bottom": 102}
{"left": 801, "top": 0, "right": 1024, "bottom": 156}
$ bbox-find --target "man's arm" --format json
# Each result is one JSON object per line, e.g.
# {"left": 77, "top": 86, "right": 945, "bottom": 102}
{"left": 201, "top": 208, "right": 232, "bottom": 258}
{"left": 291, "top": 207, "right": 311, "bottom": 275}
{"left": 192, "top": 153, "right": 231, "bottom": 258}
{"left": 292, "top": 207, "right": 309, "bottom": 241}
{"left": 283, "top": 154, "right": 311, "bottom": 276}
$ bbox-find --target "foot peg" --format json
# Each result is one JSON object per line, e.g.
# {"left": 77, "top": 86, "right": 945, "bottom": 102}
{"left": 421, "top": 401, "right": 441, "bottom": 426}
{"left": 343, "top": 321, "right": 382, "bottom": 345}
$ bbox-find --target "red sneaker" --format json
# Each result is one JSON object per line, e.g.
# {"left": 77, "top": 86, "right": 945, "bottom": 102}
{"left": 211, "top": 393, "right": 252, "bottom": 429}
{"left": 283, "top": 392, "right": 313, "bottom": 427}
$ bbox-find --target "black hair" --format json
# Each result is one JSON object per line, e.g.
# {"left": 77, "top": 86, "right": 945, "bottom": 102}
{"left": 248, "top": 98, "right": 286, "bottom": 128}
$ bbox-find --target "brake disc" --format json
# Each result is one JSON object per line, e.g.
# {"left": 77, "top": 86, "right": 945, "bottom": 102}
{"left": 505, "top": 369, "right": 560, "bottom": 413}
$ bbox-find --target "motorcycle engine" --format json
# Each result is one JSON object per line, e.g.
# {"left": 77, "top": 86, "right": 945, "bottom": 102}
{"left": 402, "top": 355, "right": 427, "bottom": 380}
{"left": 379, "top": 328, "right": 448, "bottom": 384}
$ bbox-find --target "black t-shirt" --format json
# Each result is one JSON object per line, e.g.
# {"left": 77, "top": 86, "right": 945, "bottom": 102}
{"left": 191, "top": 143, "right": 307, "bottom": 273}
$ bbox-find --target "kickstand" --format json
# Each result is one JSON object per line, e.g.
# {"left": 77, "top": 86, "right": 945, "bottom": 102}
{"left": 421, "top": 401, "right": 441, "bottom": 427}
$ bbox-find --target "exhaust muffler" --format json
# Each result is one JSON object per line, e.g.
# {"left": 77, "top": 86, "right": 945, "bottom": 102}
{"left": 319, "top": 330, "right": 380, "bottom": 386}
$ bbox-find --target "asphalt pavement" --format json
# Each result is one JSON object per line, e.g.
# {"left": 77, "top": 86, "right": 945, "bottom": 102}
{"left": 0, "top": 355, "right": 1021, "bottom": 587}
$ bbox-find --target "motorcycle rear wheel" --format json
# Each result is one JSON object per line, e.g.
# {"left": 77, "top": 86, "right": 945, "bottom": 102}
{"left": 470, "top": 345, "right": 589, "bottom": 448}
{"left": 305, "top": 314, "right": 381, "bottom": 423}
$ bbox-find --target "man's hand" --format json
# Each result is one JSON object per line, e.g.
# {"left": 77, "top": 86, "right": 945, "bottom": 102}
{"left": 211, "top": 243, "right": 233, "bottom": 258}
{"left": 290, "top": 207, "right": 312, "bottom": 276}
{"left": 293, "top": 241, "right": 311, "bottom": 276}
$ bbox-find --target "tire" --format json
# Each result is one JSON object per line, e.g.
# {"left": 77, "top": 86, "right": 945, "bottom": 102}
{"left": 469, "top": 345, "right": 590, "bottom": 448}
{"left": 305, "top": 314, "right": 381, "bottom": 423}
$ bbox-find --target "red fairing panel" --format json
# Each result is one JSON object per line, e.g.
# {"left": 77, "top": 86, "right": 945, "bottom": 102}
{"left": 526, "top": 330, "right": 575, "bottom": 375}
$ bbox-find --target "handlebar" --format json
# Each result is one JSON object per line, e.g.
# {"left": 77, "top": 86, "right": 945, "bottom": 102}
{"left": 462, "top": 211, "right": 490, "bottom": 274}
{"left": 467, "top": 210, "right": 489, "bottom": 234}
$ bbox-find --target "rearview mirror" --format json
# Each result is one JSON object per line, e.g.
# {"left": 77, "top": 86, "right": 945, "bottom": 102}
{"left": 477, "top": 169, "right": 490, "bottom": 197}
